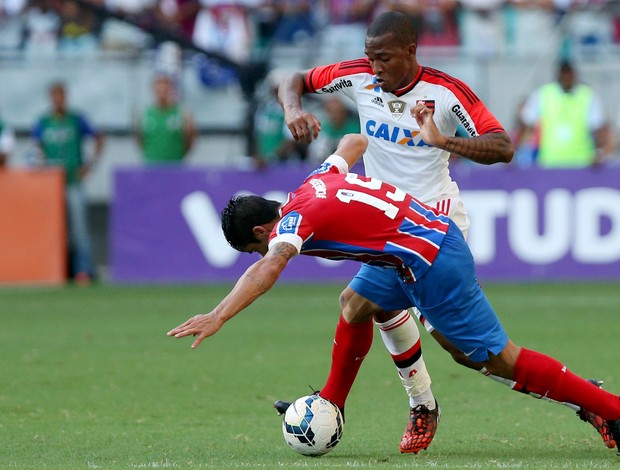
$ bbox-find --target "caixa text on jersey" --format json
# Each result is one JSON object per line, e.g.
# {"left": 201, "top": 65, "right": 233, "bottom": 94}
{"left": 365, "top": 119, "right": 433, "bottom": 147}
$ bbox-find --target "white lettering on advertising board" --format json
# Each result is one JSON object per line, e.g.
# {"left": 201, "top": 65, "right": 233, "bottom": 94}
{"left": 464, "top": 188, "right": 620, "bottom": 265}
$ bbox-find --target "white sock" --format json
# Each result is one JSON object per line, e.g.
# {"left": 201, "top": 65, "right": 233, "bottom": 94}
{"left": 376, "top": 310, "right": 435, "bottom": 409}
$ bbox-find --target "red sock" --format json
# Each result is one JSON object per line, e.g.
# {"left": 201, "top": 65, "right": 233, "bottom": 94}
{"left": 513, "top": 348, "right": 620, "bottom": 420}
{"left": 320, "top": 314, "right": 373, "bottom": 410}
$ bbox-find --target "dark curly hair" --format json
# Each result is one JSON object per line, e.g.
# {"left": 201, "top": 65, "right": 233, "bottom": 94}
{"left": 221, "top": 195, "right": 281, "bottom": 251}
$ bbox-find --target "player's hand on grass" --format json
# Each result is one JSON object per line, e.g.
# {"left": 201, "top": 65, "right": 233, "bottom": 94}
{"left": 167, "top": 313, "right": 224, "bottom": 349}
{"left": 285, "top": 109, "right": 321, "bottom": 143}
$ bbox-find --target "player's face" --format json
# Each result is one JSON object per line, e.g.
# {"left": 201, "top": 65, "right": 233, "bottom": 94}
{"left": 50, "top": 86, "right": 66, "bottom": 111}
{"left": 154, "top": 77, "right": 173, "bottom": 102}
{"left": 558, "top": 69, "right": 576, "bottom": 92}
{"left": 241, "top": 240, "right": 269, "bottom": 257}
{"left": 365, "top": 33, "right": 417, "bottom": 93}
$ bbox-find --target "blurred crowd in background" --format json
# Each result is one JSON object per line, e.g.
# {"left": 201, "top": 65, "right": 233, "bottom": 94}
{"left": 0, "top": 0, "right": 618, "bottom": 61}
{"left": 1, "top": 0, "right": 618, "bottom": 167}
{"left": 0, "top": 0, "right": 618, "bottom": 164}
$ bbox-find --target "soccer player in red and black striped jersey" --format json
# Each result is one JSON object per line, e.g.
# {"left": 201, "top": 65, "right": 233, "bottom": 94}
{"left": 168, "top": 134, "right": 620, "bottom": 456}
{"left": 274, "top": 11, "right": 614, "bottom": 453}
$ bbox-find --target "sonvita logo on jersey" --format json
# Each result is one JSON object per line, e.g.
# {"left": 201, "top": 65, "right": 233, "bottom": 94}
{"left": 321, "top": 79, "right": 353, "bottom": 93}
{"left": 365, "top": 119, "right": 431, "bottom": 147}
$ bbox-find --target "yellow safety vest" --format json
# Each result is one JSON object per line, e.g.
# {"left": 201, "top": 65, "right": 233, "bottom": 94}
{"left": 538, "top": 83, "right": 595, "bottom": 168}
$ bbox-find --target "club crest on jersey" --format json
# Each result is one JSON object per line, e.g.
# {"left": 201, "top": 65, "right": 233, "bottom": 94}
{"left": 416, "top": 99, "right": 435, "bottom": 111}
{"left": 309, "top": 162, "right": 332, "bottom": 176}
{"left": 388, "top": 100, "right": 407, "bottom": 120}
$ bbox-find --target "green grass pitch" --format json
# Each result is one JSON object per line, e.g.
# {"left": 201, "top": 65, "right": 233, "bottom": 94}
{"left": 1, "top": 282, "right": 619, "bottom": 469}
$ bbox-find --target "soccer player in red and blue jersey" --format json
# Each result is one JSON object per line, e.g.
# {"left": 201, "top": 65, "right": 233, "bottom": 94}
{"left": 276, "top": 10, "right": 613, "bottom": 452}
{"left": 168, "top": 134, "right": 620, "bottom": 456}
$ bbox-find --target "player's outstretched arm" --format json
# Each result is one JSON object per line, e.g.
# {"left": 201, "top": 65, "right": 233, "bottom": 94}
{"left": 412, "top": 102, "right": 514, "bottom": 165}
{"left": 333, "top": 134, "right": 368, "bottom": 169}
{"left": 167, "top": 242, "right": 298, "bottom": 348}
{"left": 278, "top": 71, "right": 321, "bottom": 144}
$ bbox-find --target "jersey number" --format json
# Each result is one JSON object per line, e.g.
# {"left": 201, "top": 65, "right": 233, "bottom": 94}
{"left": 336, "top": 174, "right": 406, "bottom": 220}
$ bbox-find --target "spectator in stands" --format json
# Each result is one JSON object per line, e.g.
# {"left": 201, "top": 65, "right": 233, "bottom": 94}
{"left": 100, "top": 0, "right": 153, "bottom": 51}
{"left": 252, "top": 1, "right": 280, "bottom": 51}
{"left": 32, "top": 81, "right": 104, "bottom": 285}
{"left": 253, "top": 72, "right": 307, "bottom": 167}
{"left": 506, "top": 0, "right": 559, "bottom": 58}
{"left": 317, "top": 0, "right": 377, "bottom": 62}
{"left": 0, "top": 0, "right": 26, "bottom": 50}
{"left": 192, "top": 1, "right": 253, "bottom": 64}
{"left": 308, "top": 96, "right": 360, "bottom": 163}
{"left": 269, "top": 0, "right": 316, "bottom": 46}
{"left": 0, "top": 115, "right": 15, "bottom": 167}
{"left": 58, "top": 0, "right": 101, "bottom": 56}
{"left": 515, "top": 60, "right": 615, "bottom": 168}
{"left": 136, "top": 74, "right": 197, "bottom": 164}
{"left": 150, "top": 0, "right": 200, "bottom": 42}
{"left": 21, "top": 0, "right": 61, "bottom": 58}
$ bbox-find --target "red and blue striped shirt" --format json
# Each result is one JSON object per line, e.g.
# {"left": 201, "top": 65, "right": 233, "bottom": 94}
{"left": 269, "top": 157, "right": 451, "bottom": 282}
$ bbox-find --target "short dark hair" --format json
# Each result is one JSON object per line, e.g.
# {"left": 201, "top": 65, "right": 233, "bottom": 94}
{"left": 558, "top": 59, "right": 574, "bottom": 74}
{"left": 48, "top": 80, "right": 66, "bottom": 93}
{"left": 366, "top": 11, "right": 417, "bottom": 45}
{"left": 221, "top": 195, "right": 281, "bottom": 251}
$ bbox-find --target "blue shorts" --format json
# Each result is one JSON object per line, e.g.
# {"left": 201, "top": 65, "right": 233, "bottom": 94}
{"left": 349, "top": 222, "right": 508, "bottom": 363}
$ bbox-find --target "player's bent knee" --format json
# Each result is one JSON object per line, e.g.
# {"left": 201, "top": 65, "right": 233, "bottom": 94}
{"left": 339, "top": 286, "right": 355, "bottom": 310}
{"left": 340, "top": 292, "right": 382, "bottom": 324}
{"left": 481, "top": 340, "right": 521, "bottom": 379}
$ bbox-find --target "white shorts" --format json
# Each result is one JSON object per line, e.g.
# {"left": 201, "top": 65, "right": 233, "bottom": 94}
{"left": 428, "top": 195, "right": 470, "bottom": 241}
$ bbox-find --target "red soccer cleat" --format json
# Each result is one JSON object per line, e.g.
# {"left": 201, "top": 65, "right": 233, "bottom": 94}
{"left": 577, "top": 408, "right": 617, "bottom": 449}
{"left": 576, "top": 379, "right": 616, "bottom": 450}
{"left": 399, "top": 400, "right": 441, "bottom": 454}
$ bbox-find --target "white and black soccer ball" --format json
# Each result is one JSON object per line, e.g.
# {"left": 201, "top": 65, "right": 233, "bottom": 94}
{"left": 281, "top": 395, "right": 344, "bottom": 456}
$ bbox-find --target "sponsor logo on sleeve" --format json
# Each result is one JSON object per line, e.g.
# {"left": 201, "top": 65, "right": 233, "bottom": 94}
{"left": 321, "top": 79, "right": 353, "bottom": 93}
{"left": 278, "top": 212, "right": 301, "bottom": 234}
{"left": 451, "top": 104, "right": 477, "bottom": 137}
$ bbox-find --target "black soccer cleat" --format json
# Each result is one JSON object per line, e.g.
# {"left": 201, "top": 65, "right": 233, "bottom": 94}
{"left": 274, "top": 400, "right": 292, "bottom": 416}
